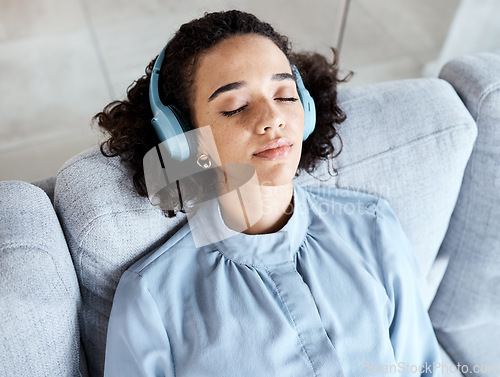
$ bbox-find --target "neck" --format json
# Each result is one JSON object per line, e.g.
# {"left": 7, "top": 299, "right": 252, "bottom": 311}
{"left": 218, "top": 182, "right": 294, "bottom": 235}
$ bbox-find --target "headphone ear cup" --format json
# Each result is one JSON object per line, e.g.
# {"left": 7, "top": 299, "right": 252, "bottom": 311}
{"left": 149, "top": 43, "right": 194, "bottom": 162}
{"left": 151, "top": 105, "right": 191, "bottom": 161}
{"left": 300, "top": 90, "right": 316, "bottom": 141}
{"left": 292, "top": 65, "right": 316, "bottom": 141}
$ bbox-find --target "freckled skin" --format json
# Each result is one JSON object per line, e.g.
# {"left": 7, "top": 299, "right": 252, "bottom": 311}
{"left": 191, "top": 34, "right": 305, "bottom": 187}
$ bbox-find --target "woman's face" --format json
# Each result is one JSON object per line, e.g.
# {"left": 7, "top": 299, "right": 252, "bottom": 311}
{"left": 190, "top": 34, "right": 304, "bottom": 187}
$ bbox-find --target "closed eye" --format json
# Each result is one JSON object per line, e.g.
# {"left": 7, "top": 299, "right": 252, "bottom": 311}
{"left": 221, "top": 105, "right": 248, "bottom": 117}
{"left": 276, "top": 97, "right": 299, "bottom": 102}
{"left": 221, "top": 97, "right": 298, "bottom": 117}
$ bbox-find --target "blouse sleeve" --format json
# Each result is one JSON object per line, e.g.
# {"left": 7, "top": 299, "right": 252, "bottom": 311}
{"left": 104, "top": 270, "right": 175, "bottom": 377}
{"left": 375, "top": 198, "right": 442, "bottom": 376}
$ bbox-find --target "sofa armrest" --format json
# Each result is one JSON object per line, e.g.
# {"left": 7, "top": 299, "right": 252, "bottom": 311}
{"left": 429, "top": 50, "right": 500, "bottom": 373}
{"left": 0, "top": 181, "right": 84, "bottom": 377}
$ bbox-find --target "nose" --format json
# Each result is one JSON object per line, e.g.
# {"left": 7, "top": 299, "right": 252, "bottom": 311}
{"left": 254, "top": 99, "right": 285, "bottom": 135}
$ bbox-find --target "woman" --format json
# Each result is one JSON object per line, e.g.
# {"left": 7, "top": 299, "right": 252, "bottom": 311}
{"left": 99, "top": 10, "right": 441, "bottom": 377}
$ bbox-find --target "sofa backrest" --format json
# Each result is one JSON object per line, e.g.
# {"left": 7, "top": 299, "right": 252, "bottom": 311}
{"left": 54, "top": 77, "right": 476, "bottom": 376}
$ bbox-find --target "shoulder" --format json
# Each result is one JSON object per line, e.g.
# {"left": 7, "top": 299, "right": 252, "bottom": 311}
{"left": 303, "top": 185, "right": 421, "bottom": 296}
{"left": 124, "top": 220, "right": 205, "bottom": 285}
{"left": 298, "top": 185, "right": 384, "bottom": 263}
{"left": 298, "top": 184, "right": 415, "bottom": 278}
{"left": 298, "top": 184, "right": 382, "bottom": 222}
{"left": 297, "top": 184, "right": 401, "bottom": 225}
{"left": 113, "top": 218, "right": 220, "bottom": 311}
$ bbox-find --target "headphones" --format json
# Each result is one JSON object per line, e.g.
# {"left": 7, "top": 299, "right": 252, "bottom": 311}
{"left": 149, "top": 43, "right": 316, "bottom": 162}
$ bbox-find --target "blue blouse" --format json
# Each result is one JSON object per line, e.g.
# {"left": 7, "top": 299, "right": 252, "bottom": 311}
{"left": 104, "top": 185, "right": 442, "bottom": 376}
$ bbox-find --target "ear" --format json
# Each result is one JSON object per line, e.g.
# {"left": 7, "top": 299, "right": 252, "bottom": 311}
{"left": 192, "top": 125, "right": 223, "bottom": 167}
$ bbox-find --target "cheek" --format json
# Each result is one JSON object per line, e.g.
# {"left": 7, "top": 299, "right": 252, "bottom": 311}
{"left": 209, "top": 124, "right": 242, "bottom": 161}
{"left": 193, "top": 105, "right": 243, "bottom": 160}
{"left": 294, "top": 105, "right": 306, "bottom": 129}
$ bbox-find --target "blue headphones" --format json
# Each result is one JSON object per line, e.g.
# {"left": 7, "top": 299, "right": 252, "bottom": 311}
{"left": 149, "top": 43, "right": 316, "bottom": 162}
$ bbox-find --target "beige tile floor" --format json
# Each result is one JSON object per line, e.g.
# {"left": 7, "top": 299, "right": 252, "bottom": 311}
{"left": 0, "top": 0, "right": 460, "bottom": 182}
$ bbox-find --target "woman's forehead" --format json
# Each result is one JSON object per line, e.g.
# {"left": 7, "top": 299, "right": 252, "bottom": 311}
{"left": 193, "top": 35, "right": 292, "bottom": 90}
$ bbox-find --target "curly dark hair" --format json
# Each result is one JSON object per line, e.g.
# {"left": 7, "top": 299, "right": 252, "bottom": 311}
{"left": 94, "top": 10, "right": 350, "bottom": 216}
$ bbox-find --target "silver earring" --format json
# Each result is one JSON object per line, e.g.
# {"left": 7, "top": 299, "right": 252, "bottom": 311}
{"left": 196, "top": 154, "right": 212, "bottom": 169}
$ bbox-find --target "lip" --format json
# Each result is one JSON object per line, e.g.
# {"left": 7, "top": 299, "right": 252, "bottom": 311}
{"left": 253, "top": 138, "right": 293, "bottom": 160}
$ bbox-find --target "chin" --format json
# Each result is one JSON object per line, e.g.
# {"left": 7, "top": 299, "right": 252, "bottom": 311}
{"left": 255, "top": 167, "right": 296, "bottom": 187}
{"left": 255, "top": 157, "right": 299, "bottom": 186}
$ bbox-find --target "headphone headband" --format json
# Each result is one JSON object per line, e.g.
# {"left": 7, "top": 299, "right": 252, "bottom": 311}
{"left": 149, "top": 45, "right": 166, "bottom": 113}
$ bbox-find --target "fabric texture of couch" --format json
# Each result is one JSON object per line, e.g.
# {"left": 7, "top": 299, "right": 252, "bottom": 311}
{"left": 1, "top": 50, "right": 499, "bottom": 377}
{"left": 0, "top": 181, "right": 82, "bottom": 376}
{"left": 428, "top": 51, "right": 500, "bottom": 372}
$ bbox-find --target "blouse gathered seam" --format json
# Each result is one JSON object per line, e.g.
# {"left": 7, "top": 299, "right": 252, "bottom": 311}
{"left": 211, "top": 232, "right": 310, "bottom": 268}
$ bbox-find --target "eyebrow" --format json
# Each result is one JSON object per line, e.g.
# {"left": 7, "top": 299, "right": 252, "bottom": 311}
{"left": 208, "top": 73, "right": 295, "bottom": 102}
{"left": 272, "top": 72, "right": 295, "bottom": 82}
{"left": 208, "top": 82, "right": 244, "bottom": 102}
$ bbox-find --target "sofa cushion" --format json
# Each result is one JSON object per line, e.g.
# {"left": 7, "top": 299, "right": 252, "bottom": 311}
{"left": 0, "top": 181, "right": 83, "bottom": 377}
{"left": 429, "top": 50, "right": 500, "bottom": 370}
{"left": 55, "top": 77, "right": 476, "bottom": 376}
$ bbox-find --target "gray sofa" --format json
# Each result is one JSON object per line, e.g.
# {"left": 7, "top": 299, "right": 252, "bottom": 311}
{"left": 1, "top": 50, "right": 499, "bottom": 377}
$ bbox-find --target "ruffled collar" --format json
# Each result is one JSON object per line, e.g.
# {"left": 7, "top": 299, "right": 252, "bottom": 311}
{"left": 188, "top": 184, "right": 310, "bottom": 266}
